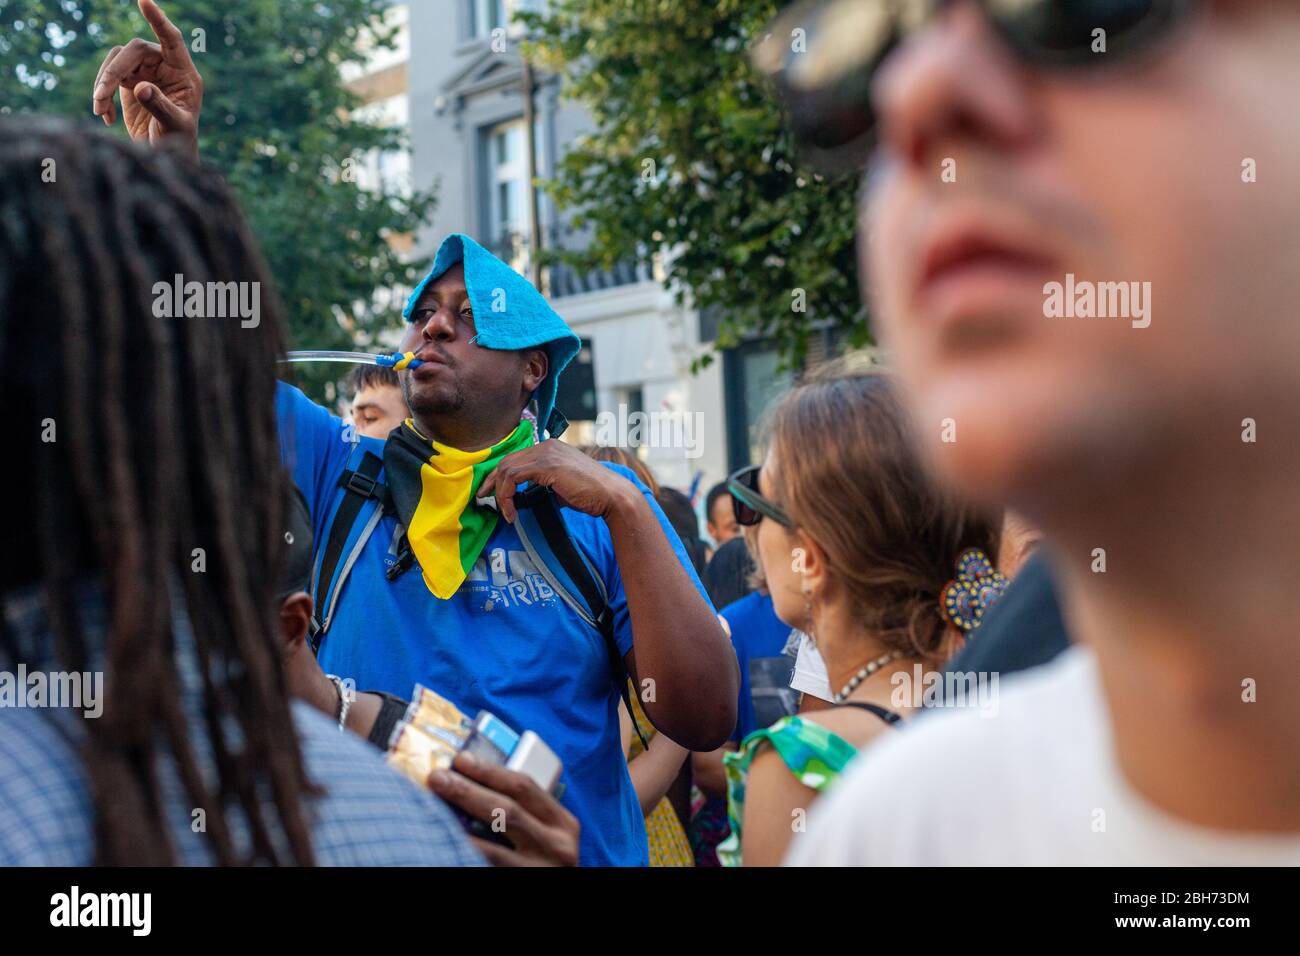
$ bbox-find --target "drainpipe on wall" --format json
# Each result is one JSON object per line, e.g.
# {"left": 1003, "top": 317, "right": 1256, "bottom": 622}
{"left": 521, "top": 55, "right": 544, "bottom": 292}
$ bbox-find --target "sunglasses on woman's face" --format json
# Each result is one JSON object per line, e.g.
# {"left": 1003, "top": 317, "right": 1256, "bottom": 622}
{"left": 727, "top": 464, "right": 796, "bottom": 529}
{"left": 751, "top": 0, "right": 1201, "bottom": 172}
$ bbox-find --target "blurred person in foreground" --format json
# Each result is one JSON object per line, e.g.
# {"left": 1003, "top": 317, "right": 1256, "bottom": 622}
{"left": 719, "top": 362, "right": 1002, "bottom": 865}
{"left": 0, "top": 118, "right": 479, "bottom": 866}
{"left": 759, "top": 0, "right": 1300, "bottom": 865}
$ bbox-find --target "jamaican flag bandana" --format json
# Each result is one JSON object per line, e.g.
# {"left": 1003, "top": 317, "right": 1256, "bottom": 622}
{"left": 383, "top": 418, "right": 536, "bottom": 599}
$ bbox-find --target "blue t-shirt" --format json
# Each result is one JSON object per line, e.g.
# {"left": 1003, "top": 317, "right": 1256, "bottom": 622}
{"left": 276, "top": 382, "right": 710, "bottom": 866}
{"left": 721, "top": 590, "right": 796, "bottom": 743}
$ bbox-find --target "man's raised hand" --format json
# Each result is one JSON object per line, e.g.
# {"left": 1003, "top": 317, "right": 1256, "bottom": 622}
{"left": 91, "top": 0, "right": 202, "bottom": 158}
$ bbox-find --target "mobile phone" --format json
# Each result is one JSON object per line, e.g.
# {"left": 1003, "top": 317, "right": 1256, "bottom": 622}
{"left": 505, "top": 730, "right": 563, "bottom": 795}
{"left": 461, "top": 710, "right": 519, "bottom": 766}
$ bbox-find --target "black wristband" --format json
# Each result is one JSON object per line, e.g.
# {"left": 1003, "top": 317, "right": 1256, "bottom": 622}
{"left": 366, "top": 692, "right": 409, "bottom": 751}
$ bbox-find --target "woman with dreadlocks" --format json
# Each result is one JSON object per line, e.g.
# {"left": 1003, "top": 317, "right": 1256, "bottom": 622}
{"left": 0, "top": 117, "right": 482, "bottom": 867}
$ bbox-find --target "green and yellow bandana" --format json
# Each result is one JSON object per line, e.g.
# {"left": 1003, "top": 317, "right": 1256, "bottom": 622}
{"left": 383, "top": 418, "right": 535, "bottom": 599}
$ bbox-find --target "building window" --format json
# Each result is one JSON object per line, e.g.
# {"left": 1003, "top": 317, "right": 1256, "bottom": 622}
{"left": 481, "top": 116, "right": 546, "bottom": 275}
{"left": 724, "top": 344, "right": 795, "bottom": 472}
{"left": 469, "top": 0, "right": 507, "bottom": 38}
{"left": 469, "top": 0, "right": 548, "bottom": 41}
{"left": 483, "top": 119, "right": 527, "bottom": 273}
{"left": 554, "top": 339, "right": 597, "bottom": 424}
{"left": 616, "top": 386, "right": 645, "bottom": 447}
{"left": 489, "top": 121, "right": 527, "bottom": 241}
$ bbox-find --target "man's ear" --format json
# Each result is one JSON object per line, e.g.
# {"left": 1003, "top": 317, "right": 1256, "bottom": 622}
{"left": 522, "top": 347, "right": 548, "bottom": 395}
{"left": 278, "top": 592, "right": 314, "bottom": 652}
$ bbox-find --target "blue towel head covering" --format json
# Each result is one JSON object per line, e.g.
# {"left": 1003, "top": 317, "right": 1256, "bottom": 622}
{"left": 402, "top": 233, "right": 580, "bottom": 436}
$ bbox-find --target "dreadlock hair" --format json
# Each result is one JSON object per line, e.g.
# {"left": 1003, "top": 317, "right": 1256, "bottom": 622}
{"left": 0, "top": 117, "right": 317, "bottom": 865}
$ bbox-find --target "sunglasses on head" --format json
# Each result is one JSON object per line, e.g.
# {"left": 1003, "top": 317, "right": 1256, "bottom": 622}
{"left": 751, "top": 0, "right": 1201, "bottom": 172}
{"left": 727, "top": 464, "right": 796, "bottom": 529}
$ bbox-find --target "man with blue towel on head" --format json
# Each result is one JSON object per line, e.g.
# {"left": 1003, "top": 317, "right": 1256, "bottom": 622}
{"left": 276, "top": 234, "right": 739, "bottom": 866}
{"left": 91, "top": 0, "right": 734, "bottom": 867}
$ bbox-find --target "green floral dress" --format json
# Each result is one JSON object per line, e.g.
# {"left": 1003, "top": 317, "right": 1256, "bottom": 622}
{"left": 718, "top": 715, "right": 859, "bottom": 867}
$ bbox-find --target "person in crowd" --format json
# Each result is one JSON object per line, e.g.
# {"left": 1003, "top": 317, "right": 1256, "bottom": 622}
{"left": 0, "top": 117, "right": 481, "bottom": 867}
{"left": 277, "top": 484, "right": 580, "bottom": 865}
{"left": 932, "top": 550, "right": 1069, "bottom": 708}
{"left": 716, "top": 529, "right": 799, "bottom": 748}
{"left": 702, "top": 536, "right": 754, "bottom": 610}
{"left": 92, "top": 0, "right": 737, "bottom": 867}
{"left": 580, "top": 447, "right": 692, "bottom": 865}
{"left": 347, "top": 364, "right": 408, "bottom": 440}
{"left": 995, "top": 511, "right": 1040, "bottom": 579}
{"left": 927, "top": 512, "right": 1064, "bottom": 709}
{"left": 719, "top": 361, "right": 1002, "bottom": 865}
{"left": 618, "top": 682, "right": 694, "bottom": 867}
{"left": 790, "top": 631, "right": 834, "bottom": 713}
{"left": 704, "top": 481, "right": 740, "bottom": 548}
{"left": 655, "top": 486, "right": 711, "bottom": 578}
{"left": 585, "top": 445, "right": 660, "bottom": 496}
{"left": 923, "top": 511, "right": 1062, "bottom": 708}
{"left": 769, "top": 0, "right": 1300, "bottom": 865}
{"left": 692, "top": 526, "right": 800, "bottom": 865}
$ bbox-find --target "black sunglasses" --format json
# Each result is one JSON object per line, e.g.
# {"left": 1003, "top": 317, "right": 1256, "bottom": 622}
{"left": 752, "top": 0, "right": 1201, "bottom": 172}
{"left": 727, "top": 464, "right": 795, "bottom": 529}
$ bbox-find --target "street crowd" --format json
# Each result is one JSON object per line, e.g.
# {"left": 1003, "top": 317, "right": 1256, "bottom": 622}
{"left": 1, "top": 0, "right": 1298, "bottom": 868}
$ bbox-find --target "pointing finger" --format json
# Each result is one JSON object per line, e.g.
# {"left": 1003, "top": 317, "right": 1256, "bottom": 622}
{"left": 139, "top": 0, "right": 195, "bottom": 68}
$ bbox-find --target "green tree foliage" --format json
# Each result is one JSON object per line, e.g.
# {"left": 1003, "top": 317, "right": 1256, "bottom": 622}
{"left": 522, "top": 0, "right": 866, "bottom": 369}
{"left": 0, "top": 0, "right": 433, "bottom": 399}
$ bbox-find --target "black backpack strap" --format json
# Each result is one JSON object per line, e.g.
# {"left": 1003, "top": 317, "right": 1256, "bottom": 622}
{"left": 515, "top": 487, "right": 649, "bottom": 750}
{"left": 527, "top": 491, "right": 614, "bottom": 635}
{"left": 309, "top": 448, "right": 387, "bottom": 648}
{"left": 544, "top": 407, "right": 569, "bottom": 440}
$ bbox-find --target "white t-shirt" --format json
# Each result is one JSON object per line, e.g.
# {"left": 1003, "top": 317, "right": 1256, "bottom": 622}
{"left": 789, "top": 631, "right": 832, "bottom": 703}
{"left": 786, "top": 647, "right": 1300, "bottom": 866}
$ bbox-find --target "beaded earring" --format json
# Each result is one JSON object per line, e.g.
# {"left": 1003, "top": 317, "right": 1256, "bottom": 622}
{"left": 940, "top": 548, "right": 1010, "bottom": 633}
